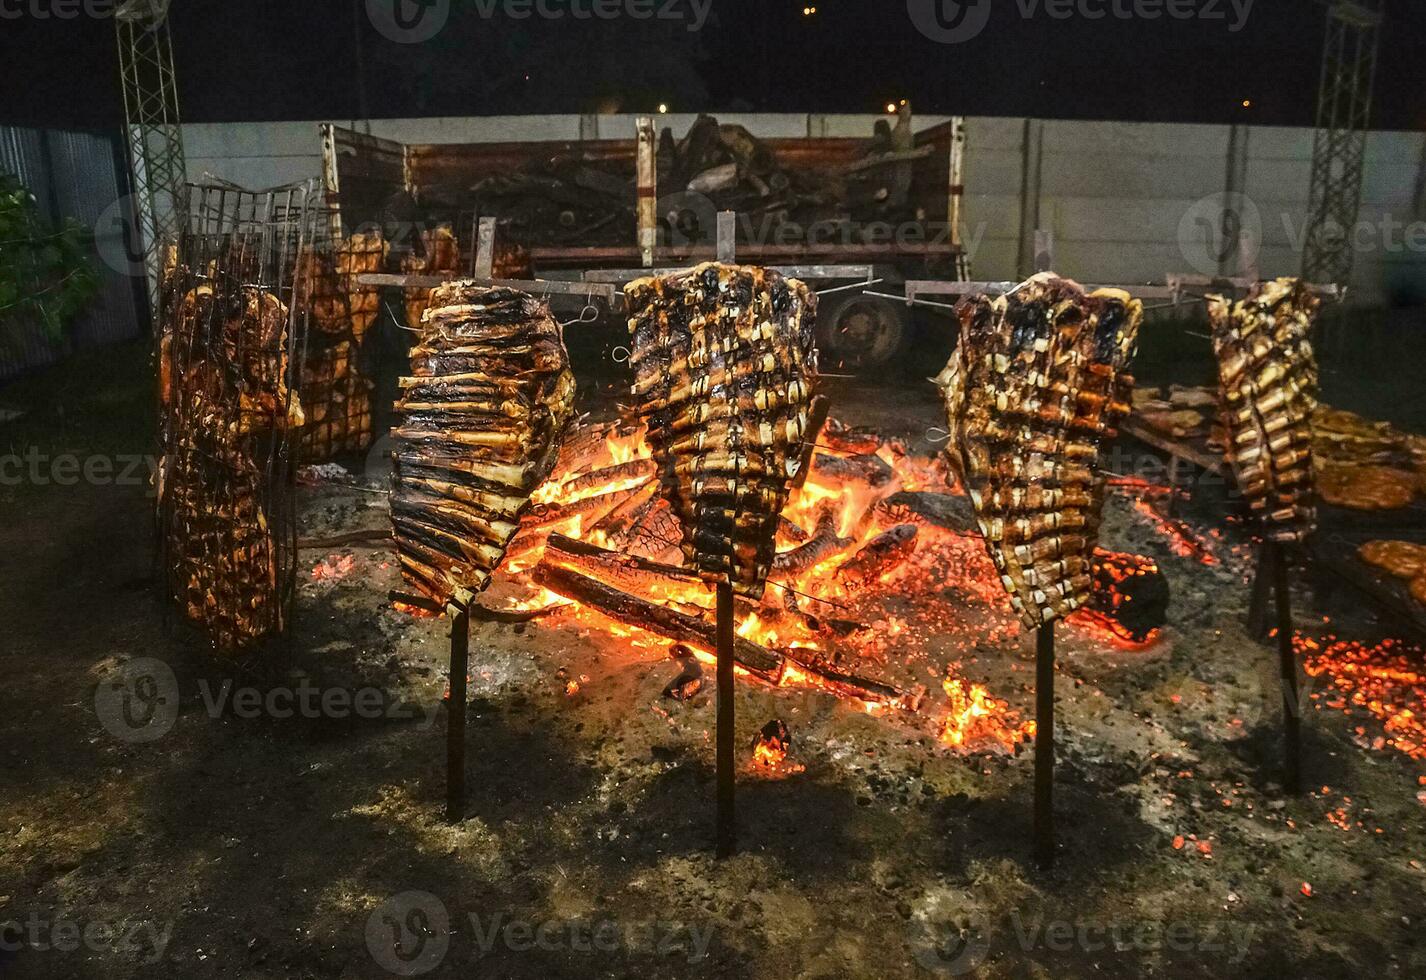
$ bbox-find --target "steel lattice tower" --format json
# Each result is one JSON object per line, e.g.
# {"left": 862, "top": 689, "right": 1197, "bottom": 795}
{"left": 1301, "top": 0, "right": 1383, "bottom": 286}
{"left": 116, "top": 0, "right": 185, "bottom": 326}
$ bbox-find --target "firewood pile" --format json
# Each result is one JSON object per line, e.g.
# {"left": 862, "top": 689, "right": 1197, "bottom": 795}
{"left": 461, "top": 113, "right": 921, "bottom": 249}
{"left": 936, "top": 273, "right": 1143, "bottom": 630}
{"left": 156, "top": 184, "right": 312, "bottom": 653}
{"left": 1208, "top": 278, "right": 1320, "bottom": 541}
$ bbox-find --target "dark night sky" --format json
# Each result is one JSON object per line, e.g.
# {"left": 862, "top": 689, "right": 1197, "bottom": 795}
{"left": 1, "top": 0, "right": 1422, "bottom": 132}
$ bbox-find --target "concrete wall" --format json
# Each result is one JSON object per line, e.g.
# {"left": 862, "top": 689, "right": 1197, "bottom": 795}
{"left": 181, "top": 113, "right": 1426, "bottom": 305}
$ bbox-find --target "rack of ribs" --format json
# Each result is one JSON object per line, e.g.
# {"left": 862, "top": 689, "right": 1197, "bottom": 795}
{"left": 935, "top": 273, "right": 1142, "bottom": 630}
{"left": 624, "top": 262, "right": 818, "bottom": 599}
{"left": 390, "top": 283, "right": 576, "bottom": 605}
{"left": 1207, "top": 278, "right": 1320, "bottom": 542}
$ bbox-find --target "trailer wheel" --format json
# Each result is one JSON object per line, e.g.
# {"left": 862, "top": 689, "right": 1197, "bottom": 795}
{"left": 815, "top": 294, "right": 910, "bottom": 372}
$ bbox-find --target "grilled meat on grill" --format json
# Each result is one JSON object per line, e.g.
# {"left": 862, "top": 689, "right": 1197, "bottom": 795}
{"left": 391, "top": 283, "right": 576, "bottom": 604}
{"left": 1207, "top": 278, "right": 1319, "bottom": 542}
{"left": 624, "top": 262, "right": 818, "bottom": 598}
{"left": 935, "top": 273, "right": 1142, "bottom": 630}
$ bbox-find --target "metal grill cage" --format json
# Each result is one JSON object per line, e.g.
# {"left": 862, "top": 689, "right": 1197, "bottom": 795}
{"left": 293, "top": 207, "right": 382, "bottom": 462}
{"left": 156, "top": 181, "right": 317, "bottom": 654}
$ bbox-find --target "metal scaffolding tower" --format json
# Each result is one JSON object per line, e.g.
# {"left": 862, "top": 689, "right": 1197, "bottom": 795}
{"left": 116, "top": 0, "right": 185, "bottom": 326}
{"left": 1301, "top": 0, "right": 1383, "bottom": 286}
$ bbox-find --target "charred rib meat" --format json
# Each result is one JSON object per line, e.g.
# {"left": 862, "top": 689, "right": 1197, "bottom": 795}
{"left": 391, "top": 283, "right": 576, "bottom": 604}
{"left": 1207, "top": 278, "right": 1320, "bottom": 542}
{"left": 624, "top": 262, "right": 818, "bottom": 598}
{"left": 935, "top": 273, "right": 1142, "bottom": 630}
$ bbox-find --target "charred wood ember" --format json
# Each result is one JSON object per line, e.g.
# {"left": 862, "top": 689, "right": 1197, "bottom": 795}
{"left": 1208, "top": 278, "right": 1320, "bottom": 542}
{"left": 157, "top": 184, "right": 311, "bottom": 653}
{"left": 820, "top": 417, "right": 884, "bottom": 456}
{"left": 811, "top": 452, "right": 893, "bottom": 488}
{"left": 391, "top": 284, "right": 576, "bottom": 605}
{"left": 752, "top": 718, "right": 791, "bottom": 767}
{"left": 624, "top": 262, "right": 819, "bottom": 597}
{"left": 771, "top": 508, "right": 851, "bottom": 579}
{"left": 935, "top": 273, "right": 1142, "bottom": 630}
{"left": 873, "top": 491, "right": 977, "bottom": 533}
{"left": 662, "top": 644, "right": 705, "bottom": 701}
{"left": 1081, "top": 549, "right": 1171, "bottom": 644}
{"left": 835, "top": 524, "right": 918, "bottom": 585}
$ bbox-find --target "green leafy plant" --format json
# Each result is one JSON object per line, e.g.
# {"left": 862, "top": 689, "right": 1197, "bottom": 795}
{"left": 0, "top": 174, "right": 101, "bottom": 343}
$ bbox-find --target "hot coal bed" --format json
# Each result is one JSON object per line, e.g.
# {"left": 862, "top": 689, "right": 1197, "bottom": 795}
{"left": 53, "top": 184, "right": 1426, "bottom": 979}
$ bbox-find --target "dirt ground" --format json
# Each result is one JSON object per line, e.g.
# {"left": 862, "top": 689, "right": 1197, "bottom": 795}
{"left": 2, "top": 339, "right": 1425, "bottom": 979}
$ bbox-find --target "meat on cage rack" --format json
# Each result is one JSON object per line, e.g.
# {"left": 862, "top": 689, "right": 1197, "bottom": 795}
{"left": 156, "top": 180, "right": 319, "bottom": 653}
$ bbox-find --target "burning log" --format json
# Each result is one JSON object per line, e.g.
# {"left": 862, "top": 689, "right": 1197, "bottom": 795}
{"left": 556, "top": 458, "right": 656, "bottom": 496}
{"left": 772, "top": 511, "right": 852, "bottom": 579}
{"left": 821, "top": 418, "right": 884, "bottom": 456}
{"left": 834, "top": 524, "right": 918, "bottom": 585}
{"left": 587, "top": 481, "right": 659, "bottom": 542}
{"left": 777, "top": 515, "right": 810, "bottom": 542}
{"left": 811, "top": 452, "right": 894, "bottom": 488}
{"left": 874, "top": 491, "right": 977, "bottom": 533}
{"left": 544, "top": 532, "right": 711, "bottom": 599}
{"left": 522, "top": 482, "right": 649, "bottom": 530}
{"left": 780, "top": 646, "right": 911, "bottom": 708}
{"left": 530, "top": 562, "right": 784, "bottom": 681}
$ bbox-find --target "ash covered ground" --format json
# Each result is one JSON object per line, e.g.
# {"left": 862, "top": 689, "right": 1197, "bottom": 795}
{"left": 2, "top": 346, "right": 1425, "bottom": 979}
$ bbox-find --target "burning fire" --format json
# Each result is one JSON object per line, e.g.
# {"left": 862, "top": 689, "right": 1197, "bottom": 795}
{"left": 1298, "top": 633, "right": 1426, "bottom": 760}
{"left": 940, "top": 671, "right": 1033, "bottom": 749}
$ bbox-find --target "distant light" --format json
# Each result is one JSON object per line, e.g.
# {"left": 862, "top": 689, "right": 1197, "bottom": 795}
{"left": 1241, "top": 99, "right": 1252, "bottom": 108}
{"left": 885, "top": 102, "right": 897, "bottom": 114}
{"left": 802, "top": 5, "right": 817, "bottom": 14}
{"left": 658, "top": 103, "right": 669, "bottom": 114}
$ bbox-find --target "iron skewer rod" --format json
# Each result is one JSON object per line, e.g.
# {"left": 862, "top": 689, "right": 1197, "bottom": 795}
{"left": 1271, "top": 542, "right": 1303, "bottom": 794}
{"left": 716, "top": 580, "right": 737, "bottom": 858}
{"left": 446, "top": 594, "right": 471, "bottom": 822}
{"left": 1034, "top": 621, "right": 1056, "bottom": 870}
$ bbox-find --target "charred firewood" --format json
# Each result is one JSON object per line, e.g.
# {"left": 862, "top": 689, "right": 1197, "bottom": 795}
{"left": 834, "top": 524, "right": 918, "bottom": 585}
{"left": 662, "top": 644, "right": 705, "bottom": 700}
{"left": 531, "top": 562, "right": 784, "bottom": 681}
{"left": 391, "top": 284, "right": 576, "bottom": 605}
{"left": 587, "top": 481, "right": 660, "bottom": 543}
{"left": 1208, "top": 278, "right": 1319, "bottom": 542}
{"left": 772, "top": 510, "right": 851, "bottom": 579}
{"left": 521, "top": 482, "right": 650, "bottom": 530}
{"left": 873, "top": 491, "right": 977, "bottom": 533}
{"left": 821, "top": 418, "right": 884, "bottom": 455}
{"left": 624, "top": 262, "right": 818, "bottom": 597}
{"left": 935, "top": 273, "right": 1142, "bottom": 630}
{"left": 555, "top": 458, "right": 656, "bottom": 496}
{"left": 1081, "top": 549, "right": 1171, "bottom": 644}
{"left": 811, "top": 452, "right": 893, "bottom": 487}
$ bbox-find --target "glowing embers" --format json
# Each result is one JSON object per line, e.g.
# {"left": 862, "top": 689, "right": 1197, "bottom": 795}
{"left": 1298, "top": 632, "right": 1426, "bottom": 760}
{"left": 939, "top": 670, "right": 1034, "bottom": 751}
